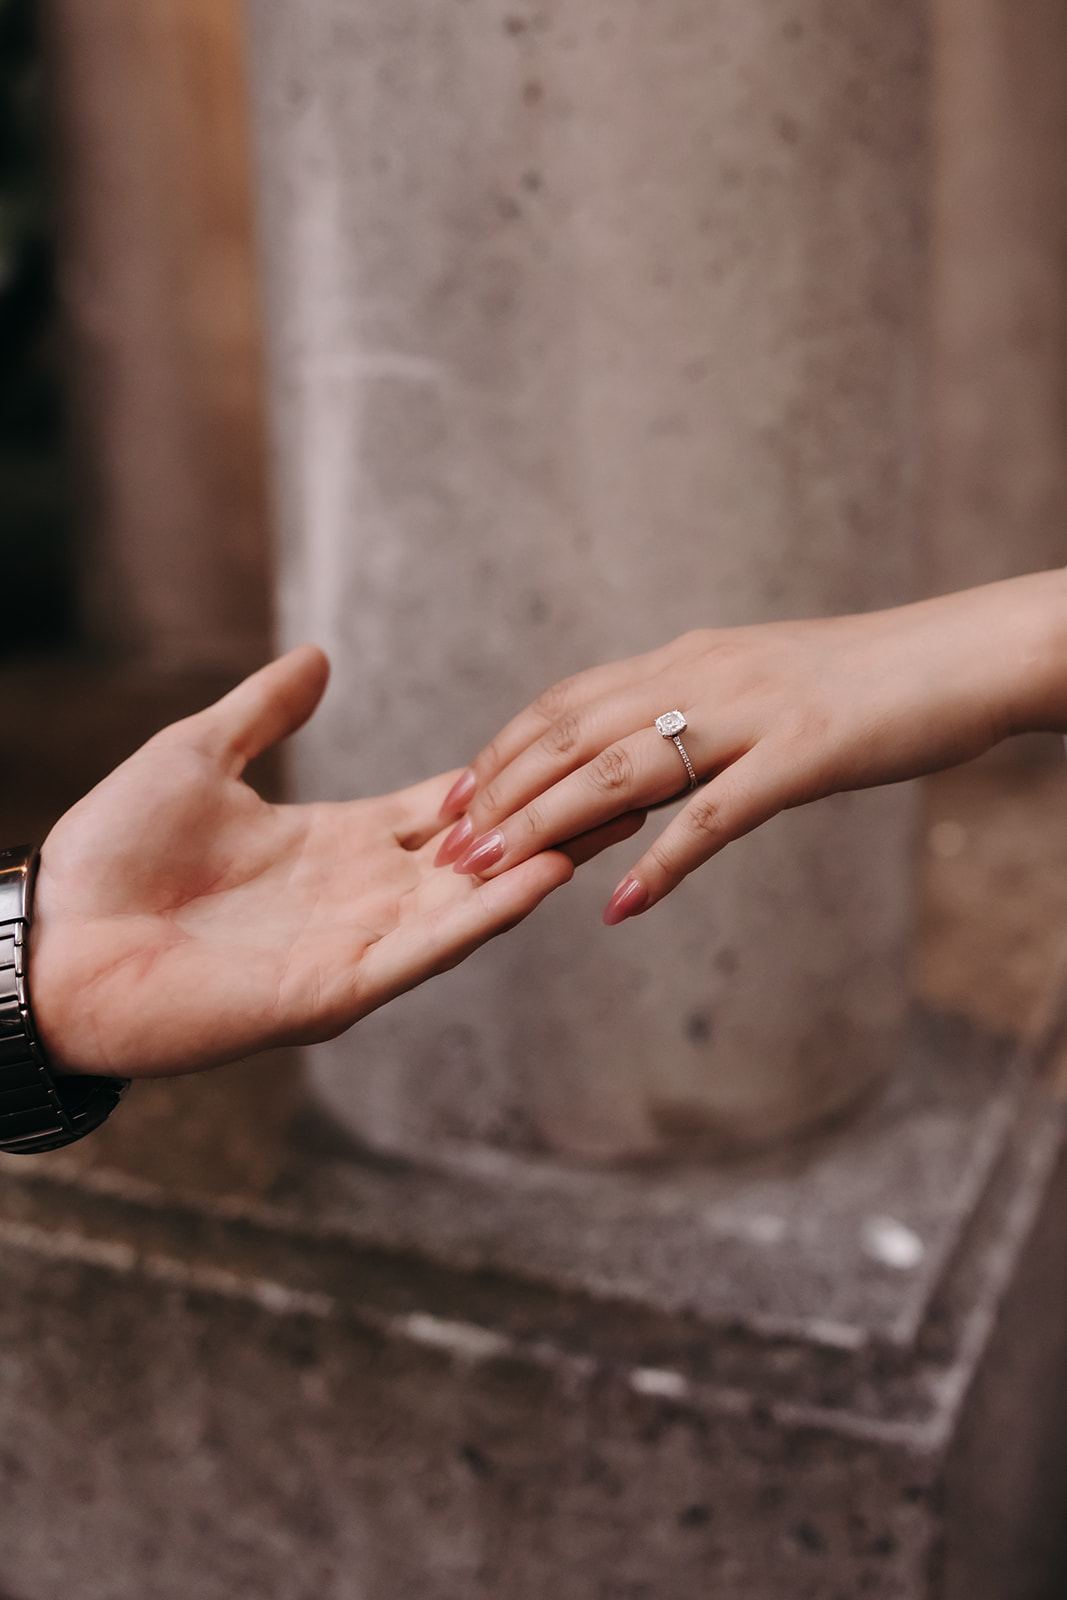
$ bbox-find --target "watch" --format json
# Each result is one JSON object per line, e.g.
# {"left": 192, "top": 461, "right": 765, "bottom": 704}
{"left": 0, "top": 845, "right": 128, "bottom": 1153}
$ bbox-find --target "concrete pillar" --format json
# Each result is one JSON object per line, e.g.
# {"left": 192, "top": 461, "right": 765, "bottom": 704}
{"left": 245, "top": 1, "right": 926, "bottom": 1161}
{"left": 930, "top": 0, "right": 1067, "bottom": 592}
{"left": 45, "top": 0, "right": 274, "bottom": 672}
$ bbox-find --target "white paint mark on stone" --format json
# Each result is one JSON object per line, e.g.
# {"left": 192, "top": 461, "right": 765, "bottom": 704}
{"left": 400, "top": 1312, "right": 511, "bottom": 1364}
{"left": 0, "top": 1218, "right": 137, "bottom": 1275}
{"left": 803, "top": 1319, "right": 868, "bottom": 1352}
{"left": 861, "top": 1215, "right": 925, "bottom": 1271}
{"left": 744, "top": 1213, "right": 788, "bottom": 1245}
{"left": 630, "top": 1367, "right": 689, "bottom": 1400}
{"left": 0, "top": 1220, "right": 338, "bottom": 1319}
{"left": 141, "top": 1254, "right": 336, "bottom": 1319}
{"left": 701, "top": 1209, "right": 788, "bottom": 1246}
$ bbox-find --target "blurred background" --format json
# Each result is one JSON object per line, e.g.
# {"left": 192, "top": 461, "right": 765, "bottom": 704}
{"left": 0, "top": 0, "right": 293, "bottom": 1194}
{"left": 2, "top": 0, "right": 272, "bottom": 676}
{"left": 3, "top": 0, "right": 1067, "bottom": 1595}
{"left": 0, "top": 0, "right": 72, "bottom": 653}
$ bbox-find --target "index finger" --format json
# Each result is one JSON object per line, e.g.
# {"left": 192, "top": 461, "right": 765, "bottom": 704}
{"left": 439, "top": 653, "right": 660, "bottom": 821}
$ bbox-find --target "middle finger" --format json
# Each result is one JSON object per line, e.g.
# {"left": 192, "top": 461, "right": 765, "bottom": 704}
{"left": 449, "top": 726, "right": 713, "bottom": 880}
{"left": 440, "top": 688, "right": 663, "bottom": 865}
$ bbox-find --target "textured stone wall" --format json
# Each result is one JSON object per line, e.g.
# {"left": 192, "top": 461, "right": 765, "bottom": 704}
{"left": 244, "top": 0, "right": 927, "bottom": 1161}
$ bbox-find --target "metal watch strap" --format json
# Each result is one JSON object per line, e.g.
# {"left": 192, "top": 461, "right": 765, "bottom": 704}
{"left": 0, "top": 846, "right": 128, "bottom": 1154}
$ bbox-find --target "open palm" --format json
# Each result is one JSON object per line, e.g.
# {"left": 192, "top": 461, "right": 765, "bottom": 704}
{"left": 29, "top": 647, "right": 574, "bottom": 1078}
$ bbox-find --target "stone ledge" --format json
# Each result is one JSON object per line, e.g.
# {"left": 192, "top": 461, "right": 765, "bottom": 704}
{"left": 0, "top": 1007, "right": 1064, "bottom": 1597}
{"left": 0, "top": 1007, "right": 1060, "bottom": 1465}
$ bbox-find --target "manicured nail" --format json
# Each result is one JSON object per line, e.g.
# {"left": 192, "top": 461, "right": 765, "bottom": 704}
{"left": 440, "top": 769, "right": 476, "bottom": 819}
{"left": 435, "top": 816, "right": 473, "bottom": 867}
{"left": 454, "top": 830, "right": 506, "bottom": 875}
{"left": 603, "top": 877, "right": 648, "bottom": 927}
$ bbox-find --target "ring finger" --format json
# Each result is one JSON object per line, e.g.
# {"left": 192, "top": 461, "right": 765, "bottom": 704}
{"left": 449, "top": 721, "right": 731, "bottom": 880}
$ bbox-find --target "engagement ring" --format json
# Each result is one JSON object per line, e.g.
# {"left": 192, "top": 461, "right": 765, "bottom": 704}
{"left": 655, "top": 711, "right": 698, "bottom": 790}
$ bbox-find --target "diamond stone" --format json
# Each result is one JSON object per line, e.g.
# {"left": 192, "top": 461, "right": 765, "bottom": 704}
{"left": 655, "top": 710, "right": 687, "bottom": 737}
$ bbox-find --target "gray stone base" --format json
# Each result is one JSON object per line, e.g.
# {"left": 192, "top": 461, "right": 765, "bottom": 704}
{"left": 0, "top": 1010, "right": 1063, "bottom": 1598}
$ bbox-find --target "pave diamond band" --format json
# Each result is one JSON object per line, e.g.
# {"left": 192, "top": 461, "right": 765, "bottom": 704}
{"left": 655, "top": 710, "right": 698, "bottom": 790}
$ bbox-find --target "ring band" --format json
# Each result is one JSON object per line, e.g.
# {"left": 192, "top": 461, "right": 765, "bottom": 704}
{"left": 654, "top": 710, "right": 699, "bottom": 790}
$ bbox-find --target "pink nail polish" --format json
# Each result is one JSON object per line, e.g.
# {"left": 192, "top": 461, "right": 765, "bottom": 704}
{"left": 603, "top": 877, "right": 648, "bottom": 927}
{"left": 434, "top": 816, "right": 473, "bottom": 867}
{"left": 440, "top": 768, "right": 476, "bottom": 819}
{"left": 454, "top": 830, "right": 506, "bottom": 875}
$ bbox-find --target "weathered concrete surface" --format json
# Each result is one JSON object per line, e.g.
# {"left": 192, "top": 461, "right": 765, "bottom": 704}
{"left": 283, "top": 1015, "right": 1034, "bottom": 1351}
{"left": 0, "top": 1013, "right": 1062, "bottom": 1599}
{"left": 244, "top": 0, "right": 927, "bottom": 1159}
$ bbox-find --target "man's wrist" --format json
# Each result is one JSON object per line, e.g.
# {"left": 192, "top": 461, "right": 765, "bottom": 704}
{"left": 0, "top": 845, "right": 128, "bottom": 1153}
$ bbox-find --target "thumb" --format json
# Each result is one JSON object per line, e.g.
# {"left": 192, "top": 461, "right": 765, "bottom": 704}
{"left": 193, "top": 645, "right": 331, "bottom": 772}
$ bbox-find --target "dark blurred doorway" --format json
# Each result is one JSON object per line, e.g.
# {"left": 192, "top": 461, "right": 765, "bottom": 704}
{"left": 0, "top": 0, "right": 74, "bottom": 653}
{"left": 43, "top": 0, "right": 274, "bottom": 675}
{"left": 0, "top": 0, "right": 276, "bottom": 832}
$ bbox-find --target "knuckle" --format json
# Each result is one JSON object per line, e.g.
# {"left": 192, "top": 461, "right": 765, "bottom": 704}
{"left": 543, "top": 710, "right": 584, "bottom": 760}
{"left": 478, "top": 775, "right": 509, "bottom": 819}
{"left": 514, "top": 797, "right": 547, "bottom": 844}
{"left": 531, "top": 679, "right": 573, "bottom": 725}
{"left": 587, "top": 744, "right": 635, "bottom": 797}
{"left": 685, "top": 793, "right": 728, "bottom": 840}
{"left": 677, "top": 626, "right": 716, "bottom": 656}
{"left": 474, "top": 736, "right": 507, "bottom": 780}
{"left": 647, "top": 838, "right": 679, "bottom": 879}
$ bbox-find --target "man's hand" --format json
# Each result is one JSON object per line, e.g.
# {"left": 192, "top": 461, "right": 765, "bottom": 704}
{"left": 28, "top": 646, "right": 576, "bottom": 1077}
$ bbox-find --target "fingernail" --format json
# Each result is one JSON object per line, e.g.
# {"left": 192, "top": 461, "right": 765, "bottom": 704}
{"left": 440, "top": 769, "right": 476, "bottom": 819}
{"left": 603, "top": 877, "right": 648, "bottom": 927}
{"left": 454, "top": 830, "right": 506, "bottom": 875}
{"left": 434, "top": 816, "right": 473, "bottom": 867}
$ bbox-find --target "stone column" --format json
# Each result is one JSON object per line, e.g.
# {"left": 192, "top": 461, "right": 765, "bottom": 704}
{"left": 931, "top": 0, "right": 1067, "bottom": 592}
{"left": 45, "top": 0, "right": 273, "bottom": 672}
{"left": 245, "top": 1, "right": 926, "bottom": 1161}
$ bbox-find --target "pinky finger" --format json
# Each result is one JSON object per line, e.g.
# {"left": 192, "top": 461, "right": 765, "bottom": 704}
{"left": 603, "top": 749, "right": 789, "bottom": 924}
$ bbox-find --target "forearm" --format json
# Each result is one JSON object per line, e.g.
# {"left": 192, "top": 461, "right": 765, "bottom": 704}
{"left": 823, "top": 568, "right": 1067, "bottom": 778}
{"left": 962, "top": 567, "right": 1067, "bottom": 737}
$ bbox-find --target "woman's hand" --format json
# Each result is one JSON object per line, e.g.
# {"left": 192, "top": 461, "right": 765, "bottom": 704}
{"left": 28, "top": 646, "right": 600, "bottom": 1078}
{"left": 436, "top": 572, "right": 1067, "bottom": 923}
